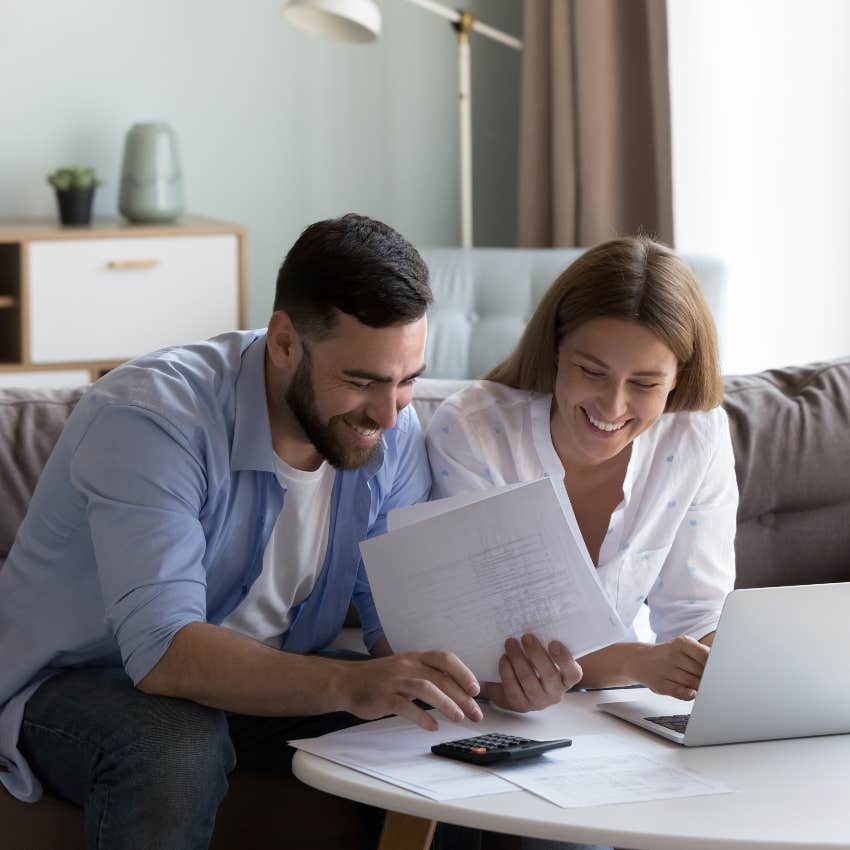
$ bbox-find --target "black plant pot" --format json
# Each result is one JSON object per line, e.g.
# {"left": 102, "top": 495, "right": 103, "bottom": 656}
{"left": 55, "top": 188, "right": 95, "bottom": 226}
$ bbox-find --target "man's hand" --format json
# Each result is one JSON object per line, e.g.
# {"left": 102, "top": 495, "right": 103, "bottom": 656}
{"left": 338, "top": 650, "right": 483, "bottom": 731}
{"left": 624, "top": 635, "right": 709, "bottom": 700}
{"left": 480, "top": 635, "right": 582, "bottom": 713}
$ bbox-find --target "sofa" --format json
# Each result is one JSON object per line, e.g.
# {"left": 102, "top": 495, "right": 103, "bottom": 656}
{"left": 2, "top": 247, "right": 849, "bottom": 848}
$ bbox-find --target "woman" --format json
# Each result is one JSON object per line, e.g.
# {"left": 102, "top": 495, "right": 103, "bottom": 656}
{"left": 426, "top": 236, "right": 738, "bottom": 714}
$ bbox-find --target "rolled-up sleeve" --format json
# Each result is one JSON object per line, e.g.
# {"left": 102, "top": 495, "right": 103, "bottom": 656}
{"left": 648, "top": 408, "right": 738, "bottom": 643}
{"left": 69, "top": 405, "right": 209, "bottom": 684}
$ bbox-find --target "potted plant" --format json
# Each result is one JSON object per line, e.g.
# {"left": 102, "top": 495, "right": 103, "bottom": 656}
{"left": 46, "top": 167, "right": 102, "bottom": 226}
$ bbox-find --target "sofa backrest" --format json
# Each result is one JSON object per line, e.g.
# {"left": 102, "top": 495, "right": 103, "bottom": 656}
{"left": 723, "top": 358, "right": 850, "bottom": 588}
{"left": 0, "top": 387, "right": 86, "bottom": 562}
{"left": 420, "top": 248, "right": 726, "bottom": 379}
{"left": 2, "top": 363, "right": 848, "bottom": 593}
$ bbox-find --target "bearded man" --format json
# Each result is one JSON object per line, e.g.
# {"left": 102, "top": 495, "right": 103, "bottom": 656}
{"left": 0, "top": 213, "right": 484, "bottom": 849}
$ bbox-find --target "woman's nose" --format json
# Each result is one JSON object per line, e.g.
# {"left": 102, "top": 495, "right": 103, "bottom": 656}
{"left": 597, "top": 382, "right": 627, "bottom": 419}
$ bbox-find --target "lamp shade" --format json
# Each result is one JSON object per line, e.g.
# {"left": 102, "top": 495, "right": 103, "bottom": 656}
{"left": 284, "top": 0, "right": 381, "bottom": 43}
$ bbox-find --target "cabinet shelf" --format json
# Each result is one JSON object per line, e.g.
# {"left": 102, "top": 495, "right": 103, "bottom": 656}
{"left": 0, "top": 216, "right": 247, "bottom": 387}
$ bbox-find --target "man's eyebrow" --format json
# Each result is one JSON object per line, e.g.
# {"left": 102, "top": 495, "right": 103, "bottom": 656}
{"left": 341, "top": 364, "right": 427, "bottom": 384}
{"left": 573, "top": 350, "right": 670, "bottom": 378}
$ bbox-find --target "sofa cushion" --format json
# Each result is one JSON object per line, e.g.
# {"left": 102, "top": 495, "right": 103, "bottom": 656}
{"left": 0, "top": 387, "right": 87, "bottom": 561}
{"left": 723, "top": 358, "right": 850, "bottom": 589}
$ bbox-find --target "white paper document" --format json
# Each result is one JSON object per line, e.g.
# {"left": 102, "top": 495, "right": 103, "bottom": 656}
{"left": 289, "top": 720, "right": 516, "bottom": 801}
{"left": 387, "top": 482, "right": 530, "bottom": 532}
{"left": 361, "top": 477, "right": 625, "bottom": 681}
{"left": 291, "top": 720, "right": 732, "bottom": 808}
{"left": 487, "top": 746, "right": 733, "bottom": 808}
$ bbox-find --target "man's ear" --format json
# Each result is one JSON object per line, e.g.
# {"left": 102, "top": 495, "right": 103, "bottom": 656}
{"left": 266, "top": 311, "right": 303, "bottom": 369}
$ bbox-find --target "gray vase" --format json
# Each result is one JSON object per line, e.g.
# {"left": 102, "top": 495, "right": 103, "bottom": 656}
{"left": 118, "top": 122, "right": 184, "bottom": 223}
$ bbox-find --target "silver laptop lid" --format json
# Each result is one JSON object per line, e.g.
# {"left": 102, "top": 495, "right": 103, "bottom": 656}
{"left": 684, "top": 582, "right": 850, "bottom": 746}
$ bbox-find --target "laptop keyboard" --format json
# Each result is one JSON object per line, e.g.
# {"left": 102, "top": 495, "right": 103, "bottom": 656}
{"left": 645, "top": 714, "right": 690, "bottom": 734}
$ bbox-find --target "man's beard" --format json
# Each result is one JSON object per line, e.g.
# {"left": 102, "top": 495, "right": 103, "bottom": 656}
{"left": 285, "top": 350, "right": 382, "bottom": 470}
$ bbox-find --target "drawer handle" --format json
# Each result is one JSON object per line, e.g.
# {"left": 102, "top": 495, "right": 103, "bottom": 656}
{"left": 106, "top": 259, "right": 161, "bottom": 270}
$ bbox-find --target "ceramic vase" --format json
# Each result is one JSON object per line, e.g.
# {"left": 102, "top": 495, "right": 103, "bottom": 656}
{"left": 118, "top": 122, "right": 184, "bottom": 223}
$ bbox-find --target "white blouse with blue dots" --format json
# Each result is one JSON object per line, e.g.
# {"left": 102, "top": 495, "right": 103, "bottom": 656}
{"left": 425, "top": 380, "right": 738, "bottom": 645}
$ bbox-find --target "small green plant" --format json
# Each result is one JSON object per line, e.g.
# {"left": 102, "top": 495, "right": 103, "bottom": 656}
{"left": 46, "top": 167, "right": 102, "bottom": 191}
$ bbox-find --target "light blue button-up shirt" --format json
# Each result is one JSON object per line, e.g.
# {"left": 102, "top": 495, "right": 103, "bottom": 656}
{"left": 0, "top": 329, "right": 431, "bottom": 802}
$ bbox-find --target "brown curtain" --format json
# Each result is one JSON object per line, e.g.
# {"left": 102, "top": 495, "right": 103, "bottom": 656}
{"left": 518, "top": 0, "right": 674, "bottom": 247}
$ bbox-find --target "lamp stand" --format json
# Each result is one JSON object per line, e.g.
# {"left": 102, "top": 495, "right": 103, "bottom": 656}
{"left": 284, "top": 0, "right": 522, "bottom": 248}
{"left": 456, "top": 11, "right": 474, "bottom": 249}
{"left": 403, "top": 0, "right": 522, "bottom": 248}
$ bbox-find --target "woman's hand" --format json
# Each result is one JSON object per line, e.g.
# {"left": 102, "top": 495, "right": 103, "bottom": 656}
{"left": 480, "top": 634, "right": 582, "bottom": 713}
{"left": 624, "top": 635, "right": 709, "bottom": 700}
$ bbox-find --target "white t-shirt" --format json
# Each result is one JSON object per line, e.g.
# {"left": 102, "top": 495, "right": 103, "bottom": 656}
{"left": 221, "top": 454, "right": 336, "bottom": 646}
{"left": 425, "top": 381, "right": 738, "bottom": 644}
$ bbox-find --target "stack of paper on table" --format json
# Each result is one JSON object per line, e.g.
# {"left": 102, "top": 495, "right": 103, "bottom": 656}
{"left": 289, "top": 715, "right": 733, "bottom": 808}
{"left": 360, "top": 477, "right": 625, "bottom": 682}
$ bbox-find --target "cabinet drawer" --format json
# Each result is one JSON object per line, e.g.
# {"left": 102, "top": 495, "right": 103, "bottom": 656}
{"left": 28, "top": 235, "right": 239, "bottom": 364}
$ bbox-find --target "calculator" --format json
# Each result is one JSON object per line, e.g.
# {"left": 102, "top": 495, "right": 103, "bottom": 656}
{"left": 430, "top": 732, "right": 572, "bottom": 765}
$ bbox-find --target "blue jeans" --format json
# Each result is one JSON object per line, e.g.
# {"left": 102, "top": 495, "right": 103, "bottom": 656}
{"left": 19, "top": 665, "right": 380, "bottom": 850}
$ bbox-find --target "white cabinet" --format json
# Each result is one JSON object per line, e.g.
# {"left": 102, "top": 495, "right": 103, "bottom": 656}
{"left": 0, "top": 217, "right": 246, "bottom": 386}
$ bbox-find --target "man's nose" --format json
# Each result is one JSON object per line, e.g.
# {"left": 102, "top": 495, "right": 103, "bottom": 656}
{"left": 366, "top": 388, "right": 399, "bottom": 431}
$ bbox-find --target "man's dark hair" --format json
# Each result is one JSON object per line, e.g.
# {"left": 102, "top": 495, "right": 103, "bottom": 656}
{"left": 273, "top": 213, "right": 432, "bottom": 340}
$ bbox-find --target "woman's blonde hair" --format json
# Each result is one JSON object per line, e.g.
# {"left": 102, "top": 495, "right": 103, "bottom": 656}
{"left": 486, "top": 236, "right": 723, "bottom": 412}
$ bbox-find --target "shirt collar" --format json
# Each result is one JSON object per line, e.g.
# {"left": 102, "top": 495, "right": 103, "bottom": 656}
{"left": 229, "top": 330, "right": 388, "bottom": 478}
{"left": 231, "top": 332, "right": 278, "bottom": 473}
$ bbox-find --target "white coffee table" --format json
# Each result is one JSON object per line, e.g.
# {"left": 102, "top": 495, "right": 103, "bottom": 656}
{"left": 293, "top": 689, "right": 850, "bottom": 850}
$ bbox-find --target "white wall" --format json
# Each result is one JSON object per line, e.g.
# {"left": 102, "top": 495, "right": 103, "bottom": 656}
{"left": 668, "top": 0, "right": 850, "bottom": 373}
{"left": 0, "top": 0, "right": 520, "bottom": 328}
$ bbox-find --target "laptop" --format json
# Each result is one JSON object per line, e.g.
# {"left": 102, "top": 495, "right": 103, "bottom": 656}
{"left": 597, "top": 582, "right": 850, "bottom": 746}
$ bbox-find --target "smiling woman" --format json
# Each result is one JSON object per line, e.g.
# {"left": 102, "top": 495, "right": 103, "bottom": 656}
{"left": 426, "top": 235, "right": 738, "bottom": 714}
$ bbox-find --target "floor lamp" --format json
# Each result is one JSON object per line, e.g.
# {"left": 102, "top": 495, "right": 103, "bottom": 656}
{"left": 284, "top": 0, "right": 522, "bottom": 248}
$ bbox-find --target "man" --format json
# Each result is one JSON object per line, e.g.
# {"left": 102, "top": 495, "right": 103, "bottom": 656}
{"left": 0, "top": 213, "right": 483, "bottom": 849}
